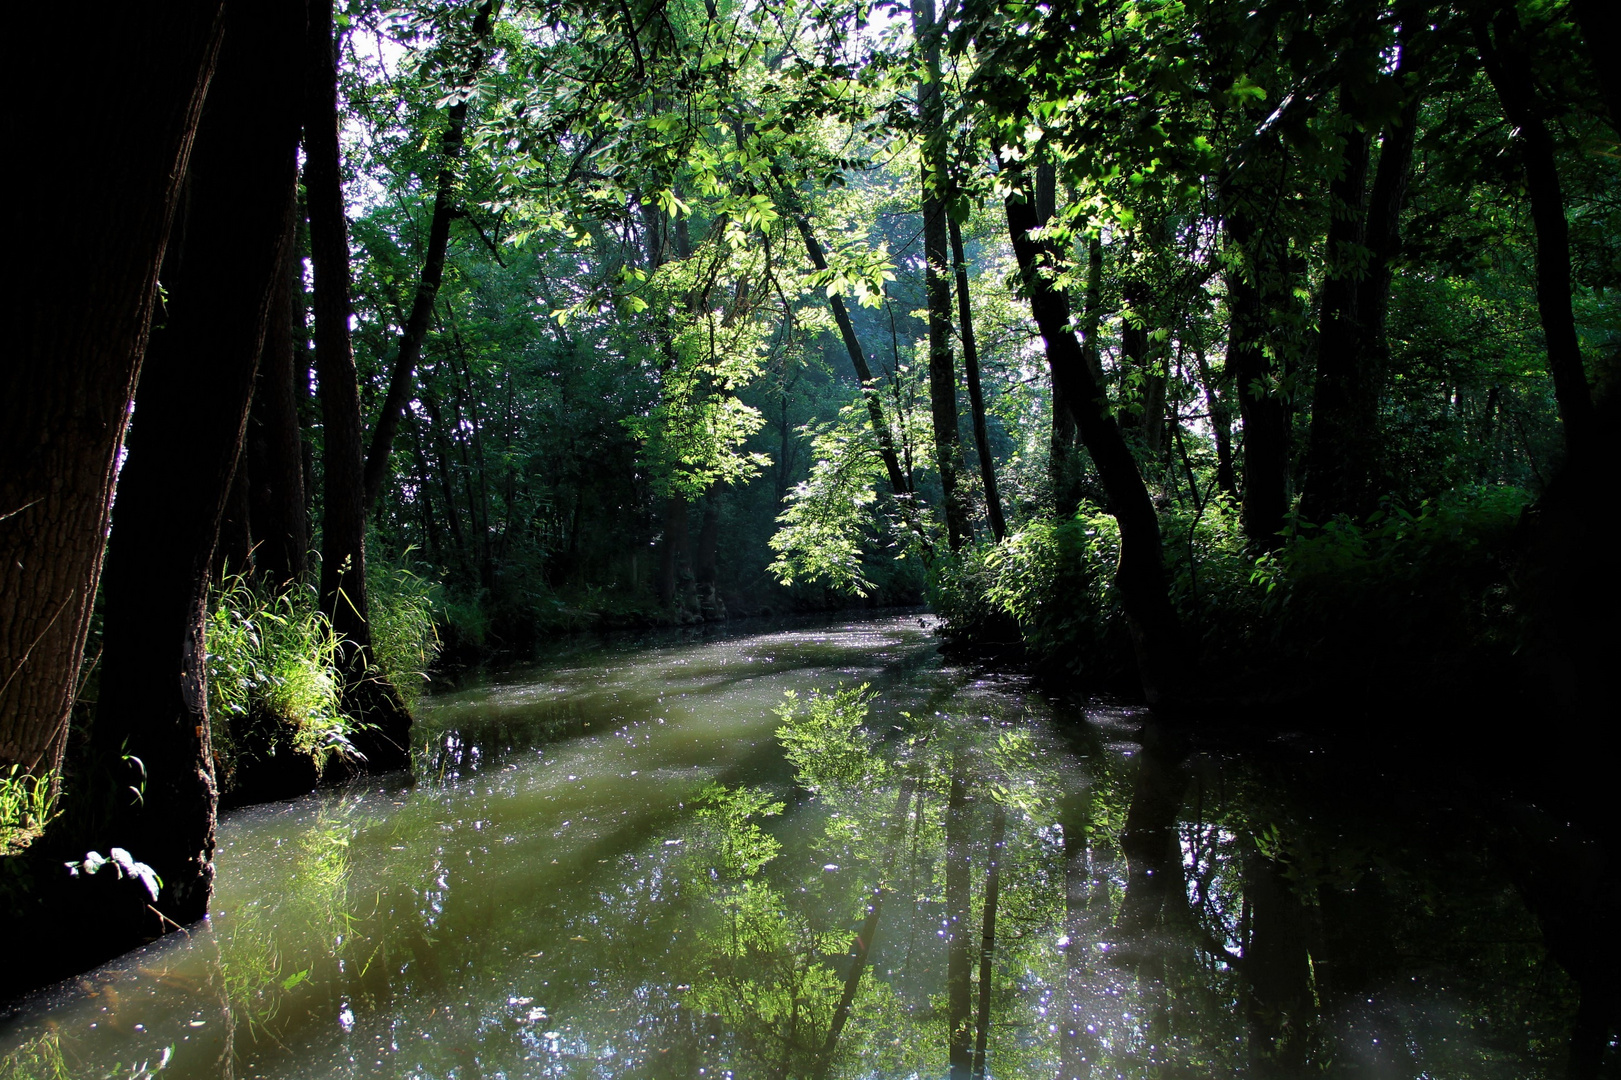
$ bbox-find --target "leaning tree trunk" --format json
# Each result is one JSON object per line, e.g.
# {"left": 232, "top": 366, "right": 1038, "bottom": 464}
{"left": 36, "top": 0, "right": 303, "bottom": 992}
{"left": 1474, "top": 8, "right": 1595, "bottom": 458}
{"left": 1004, "top": 170, "right": 1188, "bottom": 704}
{"left": 783, "top": 199, "right": 912, "bottom": 497}
{"left": 361, "top": 0, "right": 499, "bottom": 513}
{"left": 913, "top": 0, "right": 973, "bottom": 552}
{"left": 0, "top": 3, "right": 223, "bottom": 781}
{"left": 306, "top": 0, "right": 413, "bottom": 769}
{"left": 950, "top": 216, "right": 1007, "bottom": 541}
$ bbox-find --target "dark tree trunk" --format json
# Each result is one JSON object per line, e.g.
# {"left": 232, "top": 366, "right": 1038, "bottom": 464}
{"left": 1052, "top": 237, "right": 1104, "bottom": 518}
{"left": 813, "top": 777, "right": 917, "bottom": 1080}
{"left": 1120, "top": 276, "right": 1169, "bottom": 460}
{"left": 1302, "top": 59, "right": 1423, "bottom": 523}
{"left": 944, "top": 755, "right": 974, "bottom": 1080}
{"left": 951, "top": 217, "right": 1007, "bottom": 541}
{"left": 217, "top": 454, "right": 255, "bottom": 579}
{"left": 971, "top": 800, "right": 1007, "bottom": 1079}
{"left": 306, "top": 0, "right": 411, "bottom": 769}
{"left": 694, "top": 491, "right": 724, "bottom": 621}
{"left": 788, "top": 214, "right": 911, "bottom": 496}
{"left": 1301, "top": 89, "right": 1372, "bottom": 523}
{"left": 361, "top": 0, "right": 499, "bottom": 512}
{"left": 657, "top": 496, "right": 690, "bottom": 610}
{"left": 1004, "top": 176, "right": 1188, "bottom": 704}
{"left": 1474, "top": 9, "right": 1595, "bottom": 457}
{"left": 67, "top": 0, "right": 303, "bottom": 982}
{"left": 1222, "top": 206, "right": 1295, "bottom": 553}
{"left": 914, "top": 0, "right": 972, "bottom": 553}
{"left": 247, "top": 226, "right": 312, "bottom": 589}
{"left": 1193, "top": 344, "right": 1239, "bottom": 500}
{"left": 0, "top": 2, "right": 222, "bottom": 780}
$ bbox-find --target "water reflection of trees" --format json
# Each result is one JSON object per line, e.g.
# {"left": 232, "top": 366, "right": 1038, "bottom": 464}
{"left": 181, "top": 691, "right": 1582, "bottom": 1078}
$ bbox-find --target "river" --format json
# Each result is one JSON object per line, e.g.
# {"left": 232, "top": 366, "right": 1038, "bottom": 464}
{"left": 0, "top": 613, "right": 1582, "bottom": 1077}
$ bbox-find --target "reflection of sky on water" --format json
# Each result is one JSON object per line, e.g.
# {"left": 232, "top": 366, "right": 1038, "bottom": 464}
{"left": 0, "top": 613, "right": 1577, "bottom": 1078}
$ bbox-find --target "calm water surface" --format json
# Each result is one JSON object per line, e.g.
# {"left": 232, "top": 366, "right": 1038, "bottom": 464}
{"left": 0, "top": 614, "right": 1581, "bottom": 1077}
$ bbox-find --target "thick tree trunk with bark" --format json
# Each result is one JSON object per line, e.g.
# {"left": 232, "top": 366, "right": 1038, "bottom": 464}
{"left": 951, "top": 218, "right": 1007, "bottom": 541}
{"left": 38, "top": 0, "right": 302, "bottom": 989}
{"left": 362, "top": 0, "right": 499, "bottom": 512}
{"left": 246, "top": 226, "right": 313, "bottom": 589}
{"left": 306, "top": 0, "right": 412, "bottom": 769}
{"left": 1004, "top": 176, "right": 1187, "bottom": 704}
{"left": 1474, "top": 9, "right": 1595, "bottom": 457}
{"left": 914, "top": 0, "right": 973, "bottom": 552}
{"left": 1052, "top": 236, "right": 1104, "bottom": 518}
{"left": 0, "top": 3, "right": 223, "bottom": 780}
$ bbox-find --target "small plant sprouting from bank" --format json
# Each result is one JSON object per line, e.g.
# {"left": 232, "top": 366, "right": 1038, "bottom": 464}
{"left": 367, "top": 552, "right": 442, "bottom": 710}
{"left": 0, "top": 765, "right": 58, "bottom": 856}
{"left": 206, "top": 575, "right": 353, "bottom": 781}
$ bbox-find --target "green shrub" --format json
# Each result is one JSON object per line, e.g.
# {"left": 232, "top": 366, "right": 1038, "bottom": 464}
{"left": 367, "top": 554, "right": 442, "bottom": 709}
{"left": 206, "top": 576, "right": 352, "bottom": 779}
{"left": 935, "top": 506, "right": 1133, "bottom": 682}
{"left": 0, "top": 765, "right": 57, "bottom": 856}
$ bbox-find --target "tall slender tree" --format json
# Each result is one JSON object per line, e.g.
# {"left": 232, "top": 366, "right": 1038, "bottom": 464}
{"left": 305, "top": 0, "right": 412, "bottom": 768}
{"left": 913, "top": 0, "right": 973, "bottom": 552}
{"left": 362, "top": 0, "right": 501, "bottom": 512}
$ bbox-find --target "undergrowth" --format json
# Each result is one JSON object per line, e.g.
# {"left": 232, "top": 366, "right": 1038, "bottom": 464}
{"left": 206, "top": 575, "right": 353, "bottom": 783}
{"left": 936, "top": 485, "right": 1531, "bottom": 698}
{"left": 0, "top": 765, "right": 58, "bottom": 856}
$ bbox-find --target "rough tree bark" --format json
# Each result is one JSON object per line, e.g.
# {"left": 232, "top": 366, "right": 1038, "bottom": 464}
{"left": 246, "top": 226, "right": 313, "bottom": 589}
{"left": 1474, "top": 7, "right": 1595, "bottom": 457}
{"left": 0, "top": 3, "right": 223, "bottom": 780}
{"left": 361, "top": 0, "right": 499, "bottom": 512}
{"left": 1004, "top": 170, "right": 1188, "bottom": 704}
{"left": 306, "top": 0, "right": 413, "bottom": 769}
{"left": 31, "top": 0, "right": 303, "bottom": 991}
{"left": 913, "top": 0, "right": 973, "bottom": 552}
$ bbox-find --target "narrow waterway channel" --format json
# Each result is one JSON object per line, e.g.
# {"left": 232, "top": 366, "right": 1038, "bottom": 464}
{"left": 0, "top": 614, "right": 1581, "bottom": 1077}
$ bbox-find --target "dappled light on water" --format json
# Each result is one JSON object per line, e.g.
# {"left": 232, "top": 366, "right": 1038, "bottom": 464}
{"left": 0, "top": 615, "right": 1576, "bottom": 1077}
